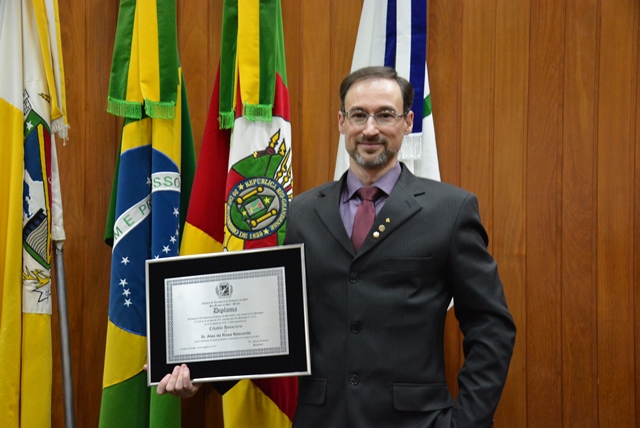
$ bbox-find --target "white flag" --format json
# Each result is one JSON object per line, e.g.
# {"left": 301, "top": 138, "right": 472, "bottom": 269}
{"left": 334, "top": 0, "right": 440, "bottom": 181}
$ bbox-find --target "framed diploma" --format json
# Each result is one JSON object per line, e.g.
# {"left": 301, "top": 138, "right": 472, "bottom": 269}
{"left": 145, "top": 244, "right": 310, "bottom": 385}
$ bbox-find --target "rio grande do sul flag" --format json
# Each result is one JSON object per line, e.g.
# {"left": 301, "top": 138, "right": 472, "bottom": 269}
{"left": 180, "top": 0, "right": 297, "bottom": 426}
{"left": 99, "top": 0, "right": 195, "bottom": 426}
{"left": 0, "top": 0, "right": 68, "bottom": 427}
{"left": 334, "top": 0, "right": 440, "bottom": 181}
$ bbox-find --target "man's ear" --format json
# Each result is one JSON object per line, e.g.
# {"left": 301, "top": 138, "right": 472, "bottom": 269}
{"left": 404, "top": 110, "right": 414, "bottom": 134}
{"left": 338, "top": 111, "right": 346, "bottom": 134}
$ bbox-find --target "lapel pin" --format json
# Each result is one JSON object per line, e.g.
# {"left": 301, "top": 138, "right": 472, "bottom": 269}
{"left": 378, "top": 225, "right": 385, "bottom": 232}
{"left": 385, "top": 218, "right": 390, "bottom": 223}
{"left": 373, "top": 231, "right": 380, "bottom": 238}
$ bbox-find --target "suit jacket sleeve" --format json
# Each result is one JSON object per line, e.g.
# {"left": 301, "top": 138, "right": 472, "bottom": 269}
{"left": 449, "top": 193, "right": 516, "bottom": 427}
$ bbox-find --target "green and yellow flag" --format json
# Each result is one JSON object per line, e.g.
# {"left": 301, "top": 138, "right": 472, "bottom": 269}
{"left": 99, "top": 1, "right": 195, "bottom": 426}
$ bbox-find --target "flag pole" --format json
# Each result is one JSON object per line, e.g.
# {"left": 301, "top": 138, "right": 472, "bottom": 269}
{"left": 54, "top": 242, "right": 76, "bottom": 428}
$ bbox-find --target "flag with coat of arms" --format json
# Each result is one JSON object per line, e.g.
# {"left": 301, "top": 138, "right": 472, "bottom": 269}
{"left": 0, "top": 0, "right": 68, "bottom": 426}
{"left": 180, "top": 0, "right": 297, "bottom": 426}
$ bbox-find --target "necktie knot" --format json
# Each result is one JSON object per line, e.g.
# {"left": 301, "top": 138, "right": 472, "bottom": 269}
{"left": 357, "top": 186, "right": 382, "bottom": 202}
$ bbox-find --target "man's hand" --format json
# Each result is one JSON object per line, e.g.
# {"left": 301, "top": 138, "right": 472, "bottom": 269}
{"left": 145, "top": 364, "right": 202, "bottom": 398}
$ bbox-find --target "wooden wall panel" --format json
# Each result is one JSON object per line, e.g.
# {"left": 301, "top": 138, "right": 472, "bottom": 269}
{"left": 298, "top": 1, "right": 332, "bottom": 190}
{"left": 44, "top": 0, "right": 640, "bottom": 426}
{"left": 428, "top": 0, "right": 462, "bottom": 186}
{"left": 460, "top": 0, "right": 495, "bottom": 224}
{"left": 635, "top": 17, "right": 640, "bottom": 423}
{"left": 282, "top": 1, "right": 303, "bottom": 195}
{"left": 636, "top": 11, "right": 640, "bottom": 424}
{"left": 492, "top": 0, "right": 528, "bottom": 424}
{"left": 561, "top": 0, "right": 599, "bottom": 426}
{"left": 596, "top": 0, "right": 638, "bottom": 425}
{"left": 526, "top": 0, "right": 564, "bottom": 425}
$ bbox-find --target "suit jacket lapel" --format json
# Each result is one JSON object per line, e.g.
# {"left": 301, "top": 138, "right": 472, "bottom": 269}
{"left": 311, "top": 166, "right": 425, "bottom": 257}
{"left": 357, "top": 170, "right": 423, "bottom": 255}
{"left": 313, "top": 176, "right": 356, "bottom": 255}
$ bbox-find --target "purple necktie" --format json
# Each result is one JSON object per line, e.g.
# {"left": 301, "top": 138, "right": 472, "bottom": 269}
{"left": 351, "top": 186, "right": 382, "bottom": 251}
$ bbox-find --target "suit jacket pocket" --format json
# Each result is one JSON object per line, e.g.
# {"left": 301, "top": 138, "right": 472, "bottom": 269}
{"left": 383, "top": 256, "right": 432, "bottom": 272}
{"left": 393, "top": 382, "right": 454, "bottom": 412}
{"left": 297, "top": 377, "right": 327, "bottom": 406}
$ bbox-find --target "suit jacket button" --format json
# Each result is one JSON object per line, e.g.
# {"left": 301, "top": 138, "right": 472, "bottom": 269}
{"left": 349, "top": 272, "right": 359, "bottom": 283}
{"left": 349, "top": 373, "right": 359, "bottom": 385}
{"left": 350, "top": 321, "right": 361, "bottom": 334}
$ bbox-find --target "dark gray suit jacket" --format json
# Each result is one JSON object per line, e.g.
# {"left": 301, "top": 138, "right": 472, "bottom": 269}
{"left": 284, "top": 164, "right": 515, "bottom": 428}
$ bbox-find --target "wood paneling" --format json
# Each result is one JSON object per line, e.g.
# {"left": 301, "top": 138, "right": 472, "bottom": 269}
{"left": 562, "top": 0, "right": 599, "bottom": 425}
{"left": 596, "top": 0, "right": 638, "bottom": 425}
{"left": 526, "top": 0, "right": 565, "bottom": 425}
{"left": 45, "top": 1, "right": 640, "bottom": 426}
{"left": 493, "top": 0, "right": 528, "bottom": 424}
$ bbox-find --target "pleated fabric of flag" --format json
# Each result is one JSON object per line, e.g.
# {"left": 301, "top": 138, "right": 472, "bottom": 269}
{"left": 334, "top": 0, "right": 440, "bottom": 181}
{"left": 0, "top": 0, "right": 68, "bottom": 426}
{"left": 180, "top": 0, "right": 297, "bottom": 426}
{"left": 99, "top": 1, "right": 196, "bottom": 426}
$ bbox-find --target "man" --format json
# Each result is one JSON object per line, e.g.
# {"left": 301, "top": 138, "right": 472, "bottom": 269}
{"left": 284, "top": 66, "right": 515, "bottom": 427}
{"left": 157, "top": 66, "right": 515, "bottom": 428}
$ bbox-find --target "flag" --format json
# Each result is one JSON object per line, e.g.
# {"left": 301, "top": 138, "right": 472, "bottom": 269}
{"left": 0, "top": 0, "right": 68, "bottom": 426}
{"left": 180, "top": 0, "right": 297, "bottom": 425}
{"left": 334, "top": 0, "right": 440, "bottom": 181}
{"left": 99, "top": 0, "right": 196, "bottom": 426}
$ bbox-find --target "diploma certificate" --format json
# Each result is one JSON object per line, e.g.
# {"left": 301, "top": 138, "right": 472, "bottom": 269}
{"left": 166, "top": 267, "right": 289, "bottom": 363}
{"left": 145, "top": 244, "right": 310, "bottom": 385}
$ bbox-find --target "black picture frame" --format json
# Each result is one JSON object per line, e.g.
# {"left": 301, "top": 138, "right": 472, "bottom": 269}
{"left": 145, "top": 244, "right": 310, "bottom": 385}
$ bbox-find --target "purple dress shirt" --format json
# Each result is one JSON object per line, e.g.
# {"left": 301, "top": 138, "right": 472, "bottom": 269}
{"left": 339, "top": 161, "right": 402, "bottom": 238}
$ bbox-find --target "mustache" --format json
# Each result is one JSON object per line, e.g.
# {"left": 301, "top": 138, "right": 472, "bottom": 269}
{"left": 356, "top": 136, "right": 387, "bottom": 144}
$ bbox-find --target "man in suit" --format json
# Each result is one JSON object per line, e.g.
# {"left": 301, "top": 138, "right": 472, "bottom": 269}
{"left": 283, "top": 66, "right": 515, "bottom": 427}
{"left": 156, "top": 66, "right": 515, "bottom": 428}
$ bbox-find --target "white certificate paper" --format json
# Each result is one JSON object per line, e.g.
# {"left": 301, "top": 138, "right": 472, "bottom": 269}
{"left": 165, "top": 267, "right": 288, "bottom": 364}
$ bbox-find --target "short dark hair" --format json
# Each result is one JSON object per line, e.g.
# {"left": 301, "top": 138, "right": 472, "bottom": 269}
{"left": 339, "top": 66, "right": 414, "bottom": 113}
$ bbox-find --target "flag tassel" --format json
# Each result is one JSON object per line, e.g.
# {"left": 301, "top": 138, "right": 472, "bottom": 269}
{"left": 219, "top": 111, "right": 236, "bottom": 129}
{"left": 144, "top": 99, "right": 176, "bottom": 120}
{"left": 107, "top": 98, "right": 142, "bottom": 119}
{"left": 243, "top": 102, "right": 273, "bottom": 122}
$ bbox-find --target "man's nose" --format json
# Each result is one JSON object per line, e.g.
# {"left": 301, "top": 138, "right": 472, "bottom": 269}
{"left": 362, "top": 116, "right": 380, "bottom": 134}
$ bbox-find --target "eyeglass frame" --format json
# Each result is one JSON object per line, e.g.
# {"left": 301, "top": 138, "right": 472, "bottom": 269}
{"left": 341, "top": 108, "right": 409, "bottom": 126}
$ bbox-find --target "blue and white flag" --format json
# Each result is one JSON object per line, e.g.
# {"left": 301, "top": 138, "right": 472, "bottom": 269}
{"left": 334, "top": 0, "right": 440, "bottom": 181}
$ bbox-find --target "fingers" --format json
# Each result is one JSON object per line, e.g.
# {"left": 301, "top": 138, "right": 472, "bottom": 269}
{"left": 164, "top": 365, "right": 181, "bottom": 394}
{"left": 156, "top": 364, "right": 201, "bottom": 398}
{"left": 156, "top": 372, "right": 172, "bottom": 395}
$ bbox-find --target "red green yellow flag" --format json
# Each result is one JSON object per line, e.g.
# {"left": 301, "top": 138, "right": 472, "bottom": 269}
{"left": 180, "top": 0, "right": 297, "bottom": 425}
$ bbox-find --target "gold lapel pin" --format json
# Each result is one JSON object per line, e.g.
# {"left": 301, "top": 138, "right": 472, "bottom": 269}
{"left": 385, "top": 218, "right": 390, "bottom": 223}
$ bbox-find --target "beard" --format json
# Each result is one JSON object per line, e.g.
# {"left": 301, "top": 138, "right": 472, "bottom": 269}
{"left": 348, "top": 136, "right": 399, "bottom": 169}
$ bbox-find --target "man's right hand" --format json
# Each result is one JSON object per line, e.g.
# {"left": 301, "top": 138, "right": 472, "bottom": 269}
{"left": 152, "top": 364, "right": 202, "bottom": 398}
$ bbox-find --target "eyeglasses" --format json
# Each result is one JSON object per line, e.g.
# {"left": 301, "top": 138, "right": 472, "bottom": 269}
{"left": 343, "top": 109, "right": 407, "bottom": 126}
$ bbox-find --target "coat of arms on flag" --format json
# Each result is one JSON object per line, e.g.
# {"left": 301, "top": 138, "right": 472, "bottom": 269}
{"left": 225, "top": 129, "right": 292, "bottom": 243}
{"left": 22, "top": 89, "right": 55, "bottom": 310}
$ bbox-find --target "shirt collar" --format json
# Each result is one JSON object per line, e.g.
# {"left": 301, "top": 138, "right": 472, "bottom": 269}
{"left": 344, "top": 161, "right": 402, "bottom": 201}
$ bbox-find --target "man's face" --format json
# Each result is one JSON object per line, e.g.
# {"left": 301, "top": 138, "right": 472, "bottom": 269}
{"left": 338, "top": 78, "right": 414, "bottom": 171}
